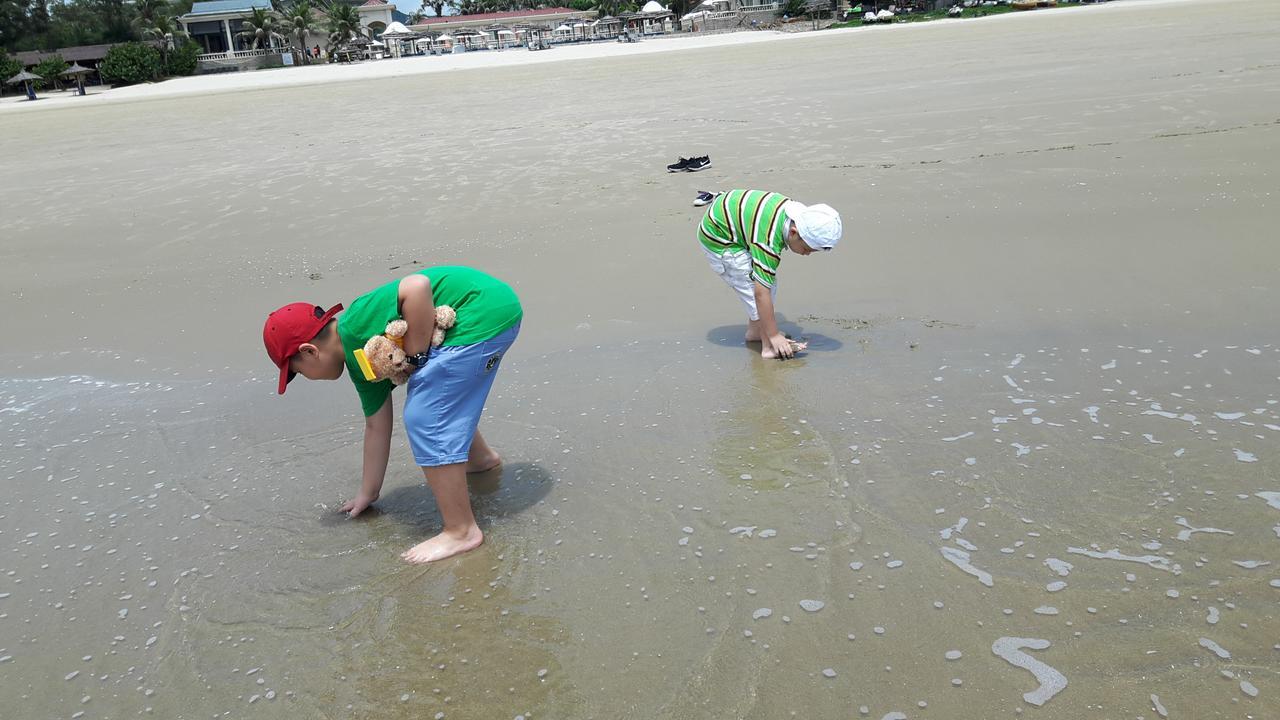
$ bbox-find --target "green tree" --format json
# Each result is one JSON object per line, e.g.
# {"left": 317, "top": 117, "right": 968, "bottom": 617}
{"left": 0, "top": 50, "right": 22, "bottom": 95}
{"left": 164, "top": 36, "right": 199, "bottom": 74}
{"left": 280, "top": 0, "right": 317, "bottom": 61}
{"left": 32, "top": 52, "right": 66, "bottom": 88}
{"left": 99, "top": 40, "right": 162, "bottom": 83}
{"left": 138, "top": 14, "right": 186, "bottom": 66}
{"left": 93, "top": 0, "right": 133, "bottom": 42}
{"left": 44, "top": 0, "right": 112, "bottom": 48}
{"left": 406, "top": 8, "right": 425, "bottom": 24}
{"left": 323, "top": 1, "right": 363, "bottom": 49}
{"left": 130, "top": 0, "right": 169, "bottom": 26}
{"left": 237, "top": 6, "right": 285, "bottom": 49}
{"left": 1, "top": 0, "right": 32, "bottom": 50}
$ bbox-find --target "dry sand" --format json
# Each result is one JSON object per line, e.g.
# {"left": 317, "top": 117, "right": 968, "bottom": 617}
{"left": 2, "top": 0, "right": 1279, "bottom": 717}
{"left": 0, "top": 0, "right": 1191, "bottom": 113}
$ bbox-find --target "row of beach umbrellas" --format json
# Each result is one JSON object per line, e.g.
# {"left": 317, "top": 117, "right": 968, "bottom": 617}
{"left": 5, "top": 62, "right": 94, "bottom": 101}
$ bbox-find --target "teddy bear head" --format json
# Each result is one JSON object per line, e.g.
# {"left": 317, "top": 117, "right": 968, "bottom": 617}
{"left": 362, "top": 321, "right": 412, "bottom": 385}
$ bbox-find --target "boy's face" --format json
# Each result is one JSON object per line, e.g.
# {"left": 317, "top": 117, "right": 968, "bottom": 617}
{"left": 290, "top": 330, "right": 346, "bottom": 382}
{"left": 786, "top": 228, "right": 815, "bottom": 256}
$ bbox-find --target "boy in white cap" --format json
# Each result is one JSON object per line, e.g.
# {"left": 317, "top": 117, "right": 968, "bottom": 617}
{"left": 697, "top": 189, "right": 842, "bottom": 359}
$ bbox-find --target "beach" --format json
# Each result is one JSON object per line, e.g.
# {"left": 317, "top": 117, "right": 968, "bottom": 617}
{"left": 2, "top": 0, "right": 1279, "bottom": 717}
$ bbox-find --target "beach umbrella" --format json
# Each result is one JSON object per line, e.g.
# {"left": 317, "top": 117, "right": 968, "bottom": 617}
{"left": 6, "top": 69, "right": 41, "bottom": 101}
{"left": 382, "top": 21, "right": 412, "bottom": 36}
{"left": 62, "top": 62, "right": 92, "bottom": 96}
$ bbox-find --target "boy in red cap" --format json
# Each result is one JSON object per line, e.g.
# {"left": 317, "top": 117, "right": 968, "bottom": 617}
{"left": 263, "top": 266, "right": 522, "bottom": 564}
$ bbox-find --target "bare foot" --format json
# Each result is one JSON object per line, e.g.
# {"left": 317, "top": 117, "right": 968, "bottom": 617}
{"left": 401, "top": 526, "right": 484, "bottom": 564}
{"left": 466, "top": 451, "right": 501, "bottom": 474}
{"left": 745, "top": 331, "right": 761, "bottom": 342}
{"left": 761, "top": 340, "right": 807, "bottom": 359}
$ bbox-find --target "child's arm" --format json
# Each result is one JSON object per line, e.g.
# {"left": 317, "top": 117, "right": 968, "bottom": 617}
{"left": 753, "top": 282, "right": 800, "bottom": 359}
{"left": 398, "top": 274, "right": 436, "bottom": 357}
{"left": 340, "top": 396, "right": 392, "bottom": 517}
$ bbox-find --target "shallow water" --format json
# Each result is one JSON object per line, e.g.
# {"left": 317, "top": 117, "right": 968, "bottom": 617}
{"left": 3, "top": 0, "right": 1280, "bottom": 717}
{"left": 4, "top": 322, "right": 1277, "bottom": 718}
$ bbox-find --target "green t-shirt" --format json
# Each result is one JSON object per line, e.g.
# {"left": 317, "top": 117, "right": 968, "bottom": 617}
{"left": 337, "top": 266, "right": 523, "bottom": 416}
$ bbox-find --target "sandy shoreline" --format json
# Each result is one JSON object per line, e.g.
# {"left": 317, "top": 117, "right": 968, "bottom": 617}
{"left": 1, "top": 0, "right": 1190, "bottom": 114}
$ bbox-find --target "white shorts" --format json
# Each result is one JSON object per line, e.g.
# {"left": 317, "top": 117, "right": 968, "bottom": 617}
{"left": 703, "top": 247, "right": 776, "bottom": 321}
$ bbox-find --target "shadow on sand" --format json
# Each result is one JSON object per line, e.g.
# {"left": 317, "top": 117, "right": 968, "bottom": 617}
{"left": 706, "top": 315, "right": 844, "bottom": 353}
{"left": 322, "top": 461, "right": 555, "bottom": 532}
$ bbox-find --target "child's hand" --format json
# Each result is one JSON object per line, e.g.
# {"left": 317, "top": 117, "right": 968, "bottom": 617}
{"left": 765, "top": 333, "right": 806, "bottom": 360}
{"left": 339, "top": 491, "right": 379, "bottom": 518}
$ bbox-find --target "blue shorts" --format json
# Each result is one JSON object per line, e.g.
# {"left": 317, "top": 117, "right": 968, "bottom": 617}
{"left": 403, "top": 323, "right": 519, "bottom": 467}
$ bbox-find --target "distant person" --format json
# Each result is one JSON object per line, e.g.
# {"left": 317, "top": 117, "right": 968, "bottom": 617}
{"left": 262, "top": 267, "right": 522, "bottom": 564}
{"left": 697, "top": 190, "right": 842, "bottom": 359}
{"left": 313, "top": 44, "right": 320, "bottom": 59}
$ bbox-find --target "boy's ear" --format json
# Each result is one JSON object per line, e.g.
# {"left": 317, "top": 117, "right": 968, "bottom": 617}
{"left": 296, "top": 342, "right": 319, "bottom": 358}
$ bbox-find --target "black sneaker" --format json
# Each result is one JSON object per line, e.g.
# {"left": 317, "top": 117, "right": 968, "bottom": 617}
{"left": 686, "top": 155, "right": 712, "bottom": 172}
{"left": 693, "top": 190, "right": 718, "bottom": 207}
{"left": 667, "top": 157, "right": 692, "bottom": 172}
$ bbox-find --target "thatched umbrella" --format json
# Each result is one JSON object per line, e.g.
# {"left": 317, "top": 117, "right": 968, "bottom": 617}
{"left": 62, "top": 62, "right": 92, "bottom": 96}
{"left": 6, "top": 69, "right": 41, "bottom": 101}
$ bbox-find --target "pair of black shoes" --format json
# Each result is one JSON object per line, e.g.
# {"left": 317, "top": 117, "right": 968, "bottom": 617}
{"left": 667, "top": 155, "right": 712, "bottom": 173}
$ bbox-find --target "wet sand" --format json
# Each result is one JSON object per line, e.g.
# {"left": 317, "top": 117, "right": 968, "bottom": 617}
{"left": 2, "top": 0, "right": 1279, "bottom": 717}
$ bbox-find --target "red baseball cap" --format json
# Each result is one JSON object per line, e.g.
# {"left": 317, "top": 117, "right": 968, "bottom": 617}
{"left": 263, "top": 302, "right": 344, "bottom": 394}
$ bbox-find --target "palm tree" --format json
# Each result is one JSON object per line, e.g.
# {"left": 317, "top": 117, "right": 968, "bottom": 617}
{"left": 594, "top": 0, "right": 627, "bottom": 15}
{"left": 139, "top": 14, "right": 189, "bottom": 65}
{"left": 237, "top": 7, "right": 287, "bottom": 50}
{"left": 280, "top": 0, "right": 319, "bottom": 62}
{"left": 451, "top": 0, "right": 486, "bottom": 14}
{"left": 324, "top": 1, "right": 366, "bottom": 50}
{"left": 132, "top": 0, "right": 171, "bottom": 27}
{"left": 407, "top": 9, "right": 427, "bottom": 25}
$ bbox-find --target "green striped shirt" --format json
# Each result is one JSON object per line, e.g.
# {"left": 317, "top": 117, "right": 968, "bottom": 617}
{"left": 697, "top": 189, "right": 789, "bottom": 288}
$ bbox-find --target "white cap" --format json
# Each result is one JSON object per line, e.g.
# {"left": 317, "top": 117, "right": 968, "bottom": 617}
{"left": 783, "top": 200, "right": 842, "bottom": 250}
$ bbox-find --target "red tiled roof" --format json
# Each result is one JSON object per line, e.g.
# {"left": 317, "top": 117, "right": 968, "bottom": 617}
{"left": 413, "top": 7, "right": 582, "bottom": 25}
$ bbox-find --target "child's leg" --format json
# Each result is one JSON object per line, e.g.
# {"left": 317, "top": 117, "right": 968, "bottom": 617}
{"left": 704, "top": 248, "right": 762, "bottom": 340}
{"left": 401, "top": 463, "right": 483, "bottom": 564}
{"left": 466, "top": 430, "right": 501, "bottom": 473}
{"left": 401, "top": 323, "right": 519, "bottom": 564}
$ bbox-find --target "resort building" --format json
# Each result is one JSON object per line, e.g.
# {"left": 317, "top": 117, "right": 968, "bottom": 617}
{"left": 180, "top": 0, "right": 280, "bottom": 56}
{"left": 11, "top": 42, "right": 132, "bottom": 81}
{"left": 403, "top": 4, "right": 678, "bottom": 48}
{"left": 407, "top": 7, "right": 597, "bottom": 35}
{"left": 357, "top": 0, "right": 401, "bottom": 38}
{"left": 177, "top": 0, "right": 401, "bottom": 57}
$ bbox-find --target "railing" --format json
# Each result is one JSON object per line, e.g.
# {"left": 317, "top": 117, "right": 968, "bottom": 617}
{"left": 197, "top": 47, "right": 287, "bottom": 61}
{"left": 738, "top": 2, "right": 780, "bottom": 12}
